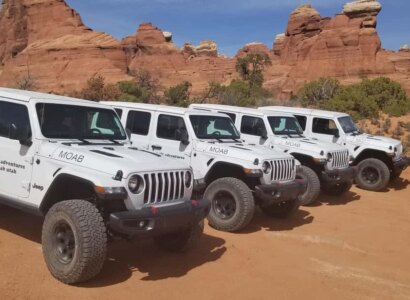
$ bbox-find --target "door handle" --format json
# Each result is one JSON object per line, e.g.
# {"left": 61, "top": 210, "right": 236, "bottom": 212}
{"left": 151, "top": 145, "right": 162, "bottom": 151}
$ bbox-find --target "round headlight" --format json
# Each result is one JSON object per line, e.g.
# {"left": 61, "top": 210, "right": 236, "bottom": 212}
{"left": 128, "top": 175, "right": 144, "bottom": 194}
{"left": 184, "top": 171, "right": 192, "bottom": 188}
{"left": 262, "top": 161, "right": 272, "bottom": 174}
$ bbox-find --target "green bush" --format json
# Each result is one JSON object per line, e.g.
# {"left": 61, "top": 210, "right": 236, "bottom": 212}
{"left": 236, "top": 53, "right": 272, "bottom": 89}
{"left": 296, "top": 76, "right": 410, "bottom": 121}
{"left": 164, "top": 81, "right": 192, "bottom": 107}
{"left": 297, "top": 78, "right": 341, "bottom": 108}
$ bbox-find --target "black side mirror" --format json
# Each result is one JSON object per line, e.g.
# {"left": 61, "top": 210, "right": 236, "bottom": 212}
{"left": 176, "top": 129, "right": 190, "bottom": 145}
{"left": 126, "top": 128, "right": 132, "bottom": 139}
{"left": 257, "top": 127, "right": 268, "bottom": 139}
{"left": 331, "top": 128, "right": 340, "bottom": 138}
{"left": 9, "top": 124, "right": 32, "bottom": 147}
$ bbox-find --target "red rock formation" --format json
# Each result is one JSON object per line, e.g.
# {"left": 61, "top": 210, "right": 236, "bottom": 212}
{"left": 0, "top": 0, "right": 409, "bottom": 99}
{"left": 0, "top": 0, "right": 129, "bottom": 92}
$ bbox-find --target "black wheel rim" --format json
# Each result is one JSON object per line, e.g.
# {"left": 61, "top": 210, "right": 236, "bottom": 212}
{"left": 361, "top": 166, "right": 380, "bottom": 185}
{"left": 212, "top": 190, "right": 237, "bottom": 220}
{"left": 53, "top": 221, "right": 75, "bottom": 264}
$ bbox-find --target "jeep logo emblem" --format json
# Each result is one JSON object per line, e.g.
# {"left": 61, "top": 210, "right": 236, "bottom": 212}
{"left": 58, "top": 151, "right": 85, "bottom": 163}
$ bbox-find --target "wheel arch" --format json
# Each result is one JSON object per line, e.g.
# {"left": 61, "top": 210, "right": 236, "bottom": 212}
{"left": 353, "top": 149, "right": 393, "bottom": 170}
{"left": 205, "top": 162, "right": 247, "bottom": 185}
{"left": 39, "top": 174, "right": 96, "bottom": 215}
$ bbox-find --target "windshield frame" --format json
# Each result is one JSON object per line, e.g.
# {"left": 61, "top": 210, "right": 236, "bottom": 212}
{"left": 267, "top": 116, "right": 304, "bottom": 136}
{"left": 338, "top": 116, "right": 358, "bottom": 134}
{"left": 35, "top": 102, "right": 127, "bottom": 141}
{"left": 189, "top": 114, "right": 241, "bottom": 140}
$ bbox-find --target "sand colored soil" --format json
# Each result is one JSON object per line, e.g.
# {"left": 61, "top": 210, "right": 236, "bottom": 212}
{"left": 0, "top": 169, "right": 409, "bottom": 300}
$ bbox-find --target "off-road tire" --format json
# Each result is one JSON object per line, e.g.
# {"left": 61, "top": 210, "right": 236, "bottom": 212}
{"left": 356, "top": 158, "right": 390, "bottom": 191}
{"left": 296, "top": 166, "right": 321, "bottom": 206}
{"left": 42, "top": 200, "right": 107, "bottom": 284}
{"left": 154, "top": 220, "right": 204, "bottom": 253}
{"left": 205, "top": 177, "right": 255, "bottom": 232}
{"left": 322, "top": 180, "right": 353, "bottom": 196}
{"left": 260, "top": 199, "right": 299, "bottom": 219}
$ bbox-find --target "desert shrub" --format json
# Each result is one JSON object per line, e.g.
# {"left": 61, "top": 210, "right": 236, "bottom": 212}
{"left": 117, "top": 81, "right": 151, "bottom": 103}
{"left": 375, "top": 130, "right": 383, "bottom": 136}
{"left": 360, "top": 77, "right": 410, "bottom": 116}
{"left": 296, "top": 76, "right": 410, "bottom": 120}
{"left": 164, "top": 81, "right": 192, "bottom": 107}
{"left": 15, "top": 74, "right": 36, "bottom": 91}
{"left": 236, "top": 53, "right": 272, "bottom": 89}
{"left": 392, "top": 125, "right": 404, "bottom": 138}
{"left": 194, "top": 80, "right": 272, "bottom": 107}
{"left": 324, "top": 85, "right": 379, "bottom": 121}
{"left": 383, "top": 118, "right": 392, "bottom": 134}
{"left": 72, "top": 75, "right": 121, "bottom": 101}
{"left": 297, "top": 77, "right": 341, "bottom": 108}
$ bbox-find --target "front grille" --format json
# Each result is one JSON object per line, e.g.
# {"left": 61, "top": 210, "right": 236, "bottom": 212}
{"left": 270, "top": 158, "right": 296, "bottom": 182}
{"left": 143, "top": 171, "right": 185, "bottom": 204}
{"left": 330, "top": 150, "right": 349, "bottom": 169}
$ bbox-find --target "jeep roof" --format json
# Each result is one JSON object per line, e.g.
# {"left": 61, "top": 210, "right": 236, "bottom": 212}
{"left": 190, "top": 104, "right": 296, "bottom": 118}
{"left": 260, "top": 106, "right": 350, "bottom": 119}
{"left": 102, "top": 102, "right": 229, "bottom": 118}
{"left": 0, "top": 87, "right": 95, "bottom": 105}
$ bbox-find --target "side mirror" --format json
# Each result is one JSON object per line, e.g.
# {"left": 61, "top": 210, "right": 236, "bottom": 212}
{"left": 126, "top": 128, "right": 132, "bottom": 139}
{"left": 331, "top": 128, "right": 340, "bottom": 138}
{"left": 176, "top": 129, "right": 190, "bottom": 145}
{"left": 257, "top": 127, "right": 268, "bottom": 139}
{"left": 9, "top": 124, "right": 32, "bottom": 147}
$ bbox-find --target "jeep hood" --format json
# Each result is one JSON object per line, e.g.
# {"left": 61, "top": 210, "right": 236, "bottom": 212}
{"left": 195, "top": 140, "right": 293, "bottom": 162}
{"left": 39, "top": 142, "right": 190, "bottom": 178}
{"left": 273, "top": 136, "right": 347, "bottom": 156}
{"left": 346, "top": 133, "right": 401, "bottom": 149}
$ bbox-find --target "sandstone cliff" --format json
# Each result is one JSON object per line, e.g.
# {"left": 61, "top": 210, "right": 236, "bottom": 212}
{"left": 0, "top": 0, "right": 409, "bottom": 99}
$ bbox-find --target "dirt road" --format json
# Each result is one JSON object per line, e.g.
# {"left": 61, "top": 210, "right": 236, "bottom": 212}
{"left": 1, "top": 169, "right": 409, "bottom": 300}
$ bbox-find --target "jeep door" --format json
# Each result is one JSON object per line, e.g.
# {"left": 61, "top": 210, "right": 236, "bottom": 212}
{"left": 238, "top": 114, "right": 269, "bottom": 146}
{"left": 149, "top": 113, "right": 192, "bottom": 164}
{"left": 124, "top": 109, "right": 153, "bottom": 150}
{"left": 308, "top": 117, "right": 343, "bottom": 144}
{"left": 0, "top": 100, "right": 35, "bottom": 198}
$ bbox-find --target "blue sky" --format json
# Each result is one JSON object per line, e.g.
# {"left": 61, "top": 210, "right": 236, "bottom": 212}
{"left": 65, "top": 0, "right": 409, "bottom": 56}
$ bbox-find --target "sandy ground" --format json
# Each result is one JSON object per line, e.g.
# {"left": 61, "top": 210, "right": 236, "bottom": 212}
{"left": 0, "top": 169, "right": 409, "bottom": 300}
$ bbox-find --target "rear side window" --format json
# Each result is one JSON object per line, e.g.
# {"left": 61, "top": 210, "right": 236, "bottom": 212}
{"left": 312, "top": 118, "right": 337, "bottom": 135}
{"left": 0, "top": 101, "right": 31, "bottom": 139}
{"left": 295, "top": 115, "right": 307, "bottom": 130}
{"left": 126, "top": 110, "right": 151, "bottom": 136}
{"left": 219, "top": 111, "right": 236, "bottom": 122}
{"left": 157, "top": 114, "right": 187, "bottom": 141}
{"left": 241, "top": 116, "right": 266, "bottom": 136}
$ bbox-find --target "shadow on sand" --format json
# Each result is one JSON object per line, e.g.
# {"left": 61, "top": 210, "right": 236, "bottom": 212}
{"left": 0, "top": 205, "right": 227, "bottom": 287}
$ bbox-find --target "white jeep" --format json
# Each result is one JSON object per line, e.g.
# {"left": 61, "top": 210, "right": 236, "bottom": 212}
{"left": 261, "top": 106, "right": 410, "bottom": 191}
{"left": 0, "top": 88, "right": 208, "bottom": 284}
{"left": 191, "top": 104, "right": 356, "bottom": 205}
{"left": 103, "top": 102, "right": 306, "bottom": 232}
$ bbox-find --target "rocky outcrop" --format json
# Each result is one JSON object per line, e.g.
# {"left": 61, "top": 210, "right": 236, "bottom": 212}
{"left": 0, "top": 0, "right": 409, "bottom": 99}
{"left": 236, "top": 42, "right": 270, "bottom": 58}
{"left": 269, "top": 0, "right": 401, "bottom": 97}
{"left": 0, "top": 0, "right": 129, "bottom": 92}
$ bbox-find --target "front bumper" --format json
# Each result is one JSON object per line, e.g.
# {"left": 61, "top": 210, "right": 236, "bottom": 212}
{"left": 254, "top": 179, "right": 307, "bottom": 207}
{"left": 321, "top": 166, "right": 357, "bottom": 184}
{"left": 108, "top": 199, "right": 210, "bottom": 237}
{"left": 393, "top": 156, "right": 410, "bottom": 171}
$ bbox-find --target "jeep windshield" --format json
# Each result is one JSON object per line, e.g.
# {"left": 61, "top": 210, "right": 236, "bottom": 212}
{"left": 36, "top": 103, "right": 127, "bottom": 140}
{"left": 268, "top": 116, "right": 303, "bottom": 136}
{"left": 190, "top": 115, "right": 240, "bottom": 140}
{"left": 338, "top": 116, "right": 360, "bottom": 134}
